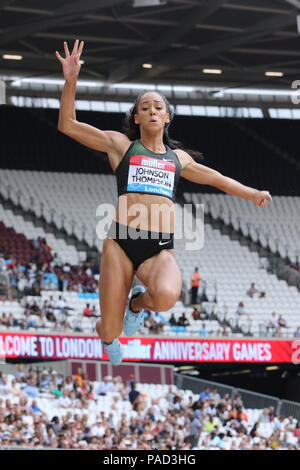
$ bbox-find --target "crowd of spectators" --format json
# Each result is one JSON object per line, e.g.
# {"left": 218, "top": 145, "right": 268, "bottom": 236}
{"left": 168, "top": 312, "right": 191, "bottom": 328}
{"left": 0, "top": 295, "right": 78, "bottom": 332}
{"left": 0, "top": 366, "right": 299, "bottom": 450}
{"left": 0, "top": 238, "right": 99, "bottom": 302}
{"left": 234, "top": 301, "right": 299, "bottom": 339}
{"left": 264, "top": 312, "right": 296, "bottom": 338}
{"left": 0, "top": 237, "right": 100, "bottom": 331}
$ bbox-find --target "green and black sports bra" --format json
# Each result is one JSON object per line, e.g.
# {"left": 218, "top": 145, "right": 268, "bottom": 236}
{"left": 115, "top": 139, "right": 182, "bottom": 202}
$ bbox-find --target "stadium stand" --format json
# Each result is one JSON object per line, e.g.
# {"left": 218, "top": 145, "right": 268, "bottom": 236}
{"left": 0, "top": 366, "right": 299, "bottom": 450}
{"left": 0, "top": 206, "right": 82, "bottom": 265}
{"left": 186, "top": 192, "right": 300, "bottom": 264}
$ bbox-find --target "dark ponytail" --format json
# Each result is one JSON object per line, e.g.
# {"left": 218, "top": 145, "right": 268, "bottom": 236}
{"left": 122, "top": 92, "right": 204, "bottom": 161}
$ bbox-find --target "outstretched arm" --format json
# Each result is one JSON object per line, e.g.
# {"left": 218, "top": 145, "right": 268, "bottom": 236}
{"left": 55, "top": 40, "right": 129, "bottom": 157}
{"left": 177, "top": 149, "right": 272, "bottom": 207}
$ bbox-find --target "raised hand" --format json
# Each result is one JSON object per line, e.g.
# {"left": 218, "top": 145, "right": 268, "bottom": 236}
{"left": 253, "top": 190, "right": 272, "bottom": 208}
{"left": 55, "top": 39, "right": 84, "bottom": 81}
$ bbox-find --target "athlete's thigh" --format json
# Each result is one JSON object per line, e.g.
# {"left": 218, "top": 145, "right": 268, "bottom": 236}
{"left": 99, "top": 238, "right": 134, "bottom": 319}
{"left": 136, "top": 249, "right": 182, "bottom": 293}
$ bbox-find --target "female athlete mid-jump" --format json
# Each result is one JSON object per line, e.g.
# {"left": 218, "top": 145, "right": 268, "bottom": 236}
{"left": 56, "top": 40, "right": 272, "bottom": 365}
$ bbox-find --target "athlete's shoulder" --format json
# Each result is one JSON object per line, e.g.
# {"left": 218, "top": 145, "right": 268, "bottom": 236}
{"left": 107, "top": 131, "right": 133, "bottom": 156}
{"left": 107, "top": 131, "right": 132, "bottom": 146}
{"left": 173, "top": 148, "right": 193, "bottom": 169}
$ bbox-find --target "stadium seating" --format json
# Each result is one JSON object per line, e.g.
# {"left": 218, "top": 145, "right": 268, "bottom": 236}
{"left": 0, "top": 205, "right": 82, "bottom": 265}
{"left": 186, "top": 192, "right": 300, "bottom": 264}
{"left": 0, "top": 371, "right": 299, "bottom": 450}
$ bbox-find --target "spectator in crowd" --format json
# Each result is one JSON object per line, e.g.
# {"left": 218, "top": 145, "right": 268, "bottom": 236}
{"left": 206, "top": 399, "right": 217, "bottom": 416}
{"left": 235, "top": 302, "right": 247, "bottom": 316}
{"left": 292, "top": 421, "right": 300, "bottom": 439}
{"left": 190, "top": 267, "right": 201, "bottom": 304}
{"left": 57, "top": 273, "right": 64, "bottom": 292}
{"left": 7, "top": 312, "right": 20, "bottom": 328}
{"left": 209, "top": 431, "right": 226, "bottom": 449}
{"left": 73, "top": 368, "right": 83, "bottom": 388}
{"left": 31, "top": 400, "right": 44, "bottom": 414}
{"left": 211, "top": 387, "right": 221, "bottom": 403}
{"left": 178, "top": 313, "right": 190, "bottom": 327}
{"left": 57, "top": 390, "right": 72, "bottom": 408}
{"left": 52, "top": 252, "right": 63, "bottom": 267}
{"left": 15, "top": 364, "right": 25, "bottom": 380}
{"left": 144, "top": 311, "right": 155, "bottom": 332}
{"left": 23, "top": 379, "right": 40, "bottom": 398}
{"left": 129, "top": 382, "right": 140, "bottom": 407}
{"left": 10, "top": 379, "right": 23, "bottom": 397}
{"left": 188, "top": 414, "right": 202, "bottom": 447}
{"left": 268, "top": 312, "right": 278, "bottom": 331}
{"left": 0, "top": 313, "right": 9, "bottom": 327}
{"left": 168, "top": 313, "right": 177, "bottom": 326}
{"left": 230, "top": 405, "right": 248, "bottom": 422}
{"left": 152, "top": 313, "right": 164, "bottom": 335}
{"left": 97, "top": 376, "right": 115, "bottom": 396}
{"left": 203, "top": 415, "right": 219, "bottom": 433}
{"left": 17, "top": 273, "right": 29, "bottom": 295}
{"left": 277, "top": 315, "right": 288, "bottom": 332}
{"left": 0, "top": 255, "right": 7, "bottom": 271}
{"left": 191, "top": 308, "right": 201, "bottom": 321}
{"left": 246, "top": 282, "right": 258, "bottom": 298}
{"left": 249, "top": 422, "right": 260, "bottom": 438}
{"left": 0, "top": 271, "right": 9, "bottom": 301}
{"left": 216, "top": 324, "right": 230, "bottom": 337}
{"left": 39, "top": 300, "right": 55, "bottom": 326}
{"left": 259, "top": 408, "right": 272, "bottom": 423}
{"left": 198, "top": 323, "right": 209, "bottom": 337}
{"left": 199, "top": 387, "right": 211, "bottom": 402}
{"left": 55, "top": 295, "right": 68, "bottom": 314}
{"left": 293, "top": 327, "right": 300, "bottom": 338}
{"left": 83, "top": 303, "right": 98, "bottom": 318}
{"left": 24, "top": 312, "right": 38, "bottom": 329}
{"left": 28, "top": 300, "right": 42, "bottom": 317}
{"left": 172, "top": 396, "right": 184, "bottom": 412}
{"left": 268, "top": 406, "right": 276, "bottom": 422}
{"left": 51, "top": 379, "right": 63, "bottom": 398}
{"left": 246, "top": 282, "right": 266, "bottom": 298}
{"left": 0, "top": 376, "right": 11, "bottom": 396}
{"left": 39, "top": 371, "right": 51, "bottom": 391}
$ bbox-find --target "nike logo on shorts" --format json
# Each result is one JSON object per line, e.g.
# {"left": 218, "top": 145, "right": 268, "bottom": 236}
{"left": 159, "top": 239, "right": 172, "bottom": 246}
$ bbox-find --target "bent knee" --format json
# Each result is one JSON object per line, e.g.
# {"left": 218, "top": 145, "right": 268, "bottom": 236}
{"left": 152, "top": 288, "right": 180, "bottom": 311}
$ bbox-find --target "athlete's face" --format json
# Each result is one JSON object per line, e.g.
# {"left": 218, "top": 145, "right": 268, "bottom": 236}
{"left": 134, "top": 92, "right": 170, "bottom": 131}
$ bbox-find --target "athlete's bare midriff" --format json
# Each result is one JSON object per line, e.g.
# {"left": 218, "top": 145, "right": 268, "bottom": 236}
{"left": 113, "top": 193, "right": 176, "bottom": 233}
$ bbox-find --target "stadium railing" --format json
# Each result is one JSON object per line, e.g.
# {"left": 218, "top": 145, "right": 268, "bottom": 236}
{"left": 174, "top": 373, "right": 300, "bottom": 420}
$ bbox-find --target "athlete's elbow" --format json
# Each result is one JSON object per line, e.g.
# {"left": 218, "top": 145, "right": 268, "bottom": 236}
{"left": 57, "top": 119, "right": 76, "bottom": 135}
{"left": 57, "top": 121, "right": 68, "bottom": 134}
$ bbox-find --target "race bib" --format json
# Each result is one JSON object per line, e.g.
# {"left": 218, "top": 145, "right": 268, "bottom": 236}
{"left": 127, "top": 155, "right": 176, "bottom": 198}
